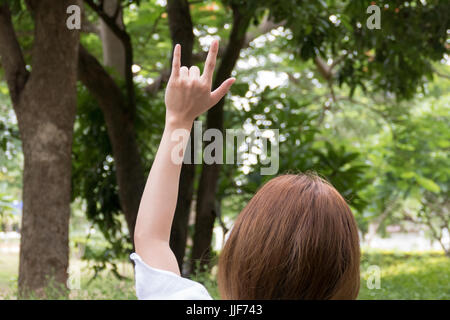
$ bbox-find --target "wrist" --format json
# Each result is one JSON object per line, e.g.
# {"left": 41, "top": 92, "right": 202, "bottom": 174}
{"left": 165, "top": 113, "right": 193, "bottom": 130}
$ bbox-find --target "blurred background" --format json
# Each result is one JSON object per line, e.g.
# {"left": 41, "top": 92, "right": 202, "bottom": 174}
{"left": 0, "top": 0, "right": 449, "bottom": 299}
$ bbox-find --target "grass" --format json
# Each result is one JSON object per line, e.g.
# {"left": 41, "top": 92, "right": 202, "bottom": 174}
{"left": 358, "top": 250, "right": 450, "bottom": 299}
{"left": 0, "top": 249, "right": 448, "bottom": 299}
{"left": 0, "top": 253, "right": 136, "bottom": 299}
{"left": 0, "top": 252, "right": 18, "bottom": 297}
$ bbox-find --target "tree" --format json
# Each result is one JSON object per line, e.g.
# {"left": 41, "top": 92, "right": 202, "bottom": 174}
{"left": 0, "top": 0, "right": 80, "bottom": 296}
{"left": 387, "top": 97, "right": 449, "bottom": 255}
{"left": 315, "top": 58, "right": 449, "bottom": 250}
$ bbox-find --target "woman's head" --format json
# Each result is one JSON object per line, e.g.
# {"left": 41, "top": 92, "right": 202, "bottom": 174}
{"left": 217, "top": 173, "right": 360, "bottom": 299}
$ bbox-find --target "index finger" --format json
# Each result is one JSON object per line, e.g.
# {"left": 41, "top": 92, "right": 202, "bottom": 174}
{"left": 171, "top": 44, "right": 181, "bottom": 78}
{"left": 202, "top": 39, "right": 219, "bottom": 82}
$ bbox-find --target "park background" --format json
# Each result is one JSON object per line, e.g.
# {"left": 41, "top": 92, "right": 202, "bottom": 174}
{"left": 0, "top": 0, "right": 449, "bottom": 299}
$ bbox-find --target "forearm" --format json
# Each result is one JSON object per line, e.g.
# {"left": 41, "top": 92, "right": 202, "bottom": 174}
{"left": 131, "top": 40, "right": 233, "bottom": 275}
{"left": 134, "top": 117, "right": 192, "bottom": 245}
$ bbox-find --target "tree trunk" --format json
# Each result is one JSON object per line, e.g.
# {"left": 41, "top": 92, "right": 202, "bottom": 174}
{"left": 99, "top": 0, "right": 126, "bottom": 77}
{"left": 0, "top": 0, "right": 80, "bottom": 297}
{"left": 166, "top": 0, "right": 196, "bottom": 272}
{"left": 190, "top": 7, "right": 251, "bottom": 275}
{"left": 172, "top": 153, "right": 196, "bottom": 273}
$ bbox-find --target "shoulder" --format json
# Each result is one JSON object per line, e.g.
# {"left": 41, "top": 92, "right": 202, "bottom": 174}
{"left": 130, "top": 253, "right": 213, "bottom": 300}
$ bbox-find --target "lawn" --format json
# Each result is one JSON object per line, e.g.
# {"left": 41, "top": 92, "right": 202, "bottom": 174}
{"left": 0, "top": 252, "right": 136, "bottom": 300}
{"left": 358, "top": 250, "right": 450, "bottom": 300}
{"left": 0, "top": 250, "right": 448, "bottom": 299}
{"left": 0, "top": 252, "right": 18, "bottom": 297}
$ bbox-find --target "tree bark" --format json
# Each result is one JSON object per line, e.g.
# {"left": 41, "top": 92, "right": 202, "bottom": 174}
{"left": 166, "top": 0, "right": 196, "bottom": 273}
{"left": 190, "top": 6, "right": 251, "bottom": 275}
{"left": 0, "top": 0, "right": 80, "bottom": 297}
{"left": 99, "top": 0, "right": 126, "bottom": 77}
{"left": 85, "top": 0, "right": 135, "bottom": 115}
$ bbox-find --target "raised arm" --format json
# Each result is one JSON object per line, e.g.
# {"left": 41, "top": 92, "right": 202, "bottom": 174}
{"left": 134, "top": 40, "right": 235, "bottom": 275}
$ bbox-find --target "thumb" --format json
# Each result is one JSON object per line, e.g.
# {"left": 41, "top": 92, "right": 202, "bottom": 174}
{"left": 210, "top": 77, "right": 235, "bottom": 106}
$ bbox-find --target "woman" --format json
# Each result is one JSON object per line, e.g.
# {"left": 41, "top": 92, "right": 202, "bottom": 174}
{"left": 131, "top": 40, "right": 360, "bottom": 300}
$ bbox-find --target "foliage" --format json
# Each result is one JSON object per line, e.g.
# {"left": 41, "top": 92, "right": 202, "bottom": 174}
{"left": 267, "top": 0, "right": 450, "bottom": 99}
{"left": 0, "top": 85, "right": 21, "bottom": 230}
{"left": 219, "top": 80, "right": 371, "bottom": 221}
{"left": 71, "top": 84, "right": 130, "bottom": 277}
{"left": 317, "top": 63, "right": 450, "bottom": 239}
{"left": 385, "top": 97, "right": 449, "bottom": 255}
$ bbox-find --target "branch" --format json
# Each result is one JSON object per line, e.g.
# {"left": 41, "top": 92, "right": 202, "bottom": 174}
{"left": 433, "top": 66, "right": 450, "bottom": 79}
{"left": 167, "top": 0, "right": 194, "bottom": 66}
{"left": 111, "top": 0, "right": 121, "bottom": 22}
{"left": 330, "top": 53, "right": 348, "bottom": 69}
{"left": 213, "top": 207, "right": 229, "bottom": 239}
{"left": 314, "top": 53, "right": 348, "bottom": 80}
{"left": 144, "top": 69, "right": 171, "bottom": 94}
{"left": 85, "top": 0, "right": 135, "bottom": 113}
{"left": 193, "top": 17, "right": 286, "bottom": 63}
{"left": 314, "top": 53, "right": 349, "bottom": 116}
{"left": 147, "top": 0, "right": 195, "bottom": 97}
{"left": 314, "top": 56, "right": 332, "bottom": 80}
{"left": 78, "top": 44, "right": 125, "bottom": 113}
{"left": 81, "top": 18, "right": 100, "bottom": 35}
{"left": 0, "top": 4, "right": 29, "bottom": 105}
{"left": 206, "top": 4, "right": 252, "bottom": 129}
{"left": 243, "top": 16, "right": 286, "bottom": 47}
{"left": 148, "top": 8, "right": 165, "bottom": 40}
{"left": 85, "top": 0, "right": 122, "bottom": 36}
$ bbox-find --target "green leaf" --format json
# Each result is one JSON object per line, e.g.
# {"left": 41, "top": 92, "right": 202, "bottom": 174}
{"left": 416, "top": 176, "right": 440, "bottom": 193}
{"left": 401, "top": 171, "right": 416, "bottom": 179}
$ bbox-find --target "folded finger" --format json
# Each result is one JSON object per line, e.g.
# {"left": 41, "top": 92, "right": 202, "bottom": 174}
{"left": 189, "top": 66, "right": 200, "bottom": 79}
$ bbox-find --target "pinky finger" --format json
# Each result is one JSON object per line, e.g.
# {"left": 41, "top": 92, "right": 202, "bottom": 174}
{"left": 210, "top": 77, "right": 236, "bottom": 106}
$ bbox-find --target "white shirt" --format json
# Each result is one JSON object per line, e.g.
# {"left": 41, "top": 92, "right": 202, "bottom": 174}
{"left": 130, "top": 252, "right": 213, "bottom": 300}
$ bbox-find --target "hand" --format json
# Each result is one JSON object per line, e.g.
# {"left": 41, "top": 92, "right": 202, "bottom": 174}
{"left": 164, "top": 39, "right": 235, "bottom": 127}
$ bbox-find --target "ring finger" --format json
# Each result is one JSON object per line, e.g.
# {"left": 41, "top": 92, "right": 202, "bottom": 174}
{"left": 189, "top": 66, "right": 200, "bottom": 79}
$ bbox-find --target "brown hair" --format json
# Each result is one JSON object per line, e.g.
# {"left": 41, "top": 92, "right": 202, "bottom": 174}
{"left": 217, "top": 173, "right": 360, "bottom": 299}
